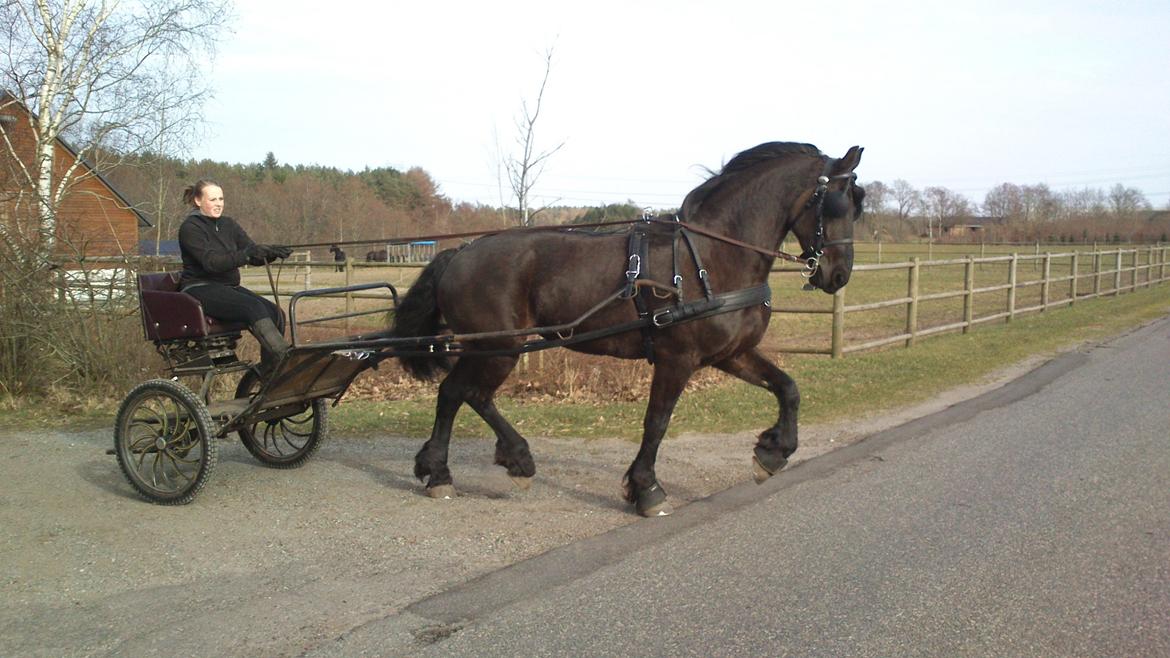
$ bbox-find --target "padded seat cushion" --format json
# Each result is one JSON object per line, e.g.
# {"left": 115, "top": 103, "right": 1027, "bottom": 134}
{"left": 137, "top": 272, "right": 249, "bottom": 342}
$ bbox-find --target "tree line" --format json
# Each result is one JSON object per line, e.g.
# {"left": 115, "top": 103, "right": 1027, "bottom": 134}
{"left": 859, "top": 179, "right": 1166, "bottom": 244}
{"left": 114, "top": 156, "right": 1168, "bottom": 256}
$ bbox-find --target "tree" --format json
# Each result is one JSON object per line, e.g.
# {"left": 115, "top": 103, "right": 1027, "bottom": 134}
{"left": 1, "top": 0, "right": 229, "bottom": 260}
{"left": 891, "top": 179, "right": 921, "bottom": 222}
{"left": 921, "top": 186, "right": 971, "bottom": 240}
{"left": 1107, "top": 183, "right": 1151, "bottom": 217}
{"left": 504, "top": 47, "right": 564, "bottom": 227}
{"left": 983, "top": 183, "right": 1024, "bottom": 221}
{"left": 859, "top": 180, "right": 890, "bottom": 215}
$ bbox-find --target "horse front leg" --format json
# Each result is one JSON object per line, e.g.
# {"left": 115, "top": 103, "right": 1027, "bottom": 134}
{"left": 715, "top": 348, "right": 799, "bottom": 483}
{"left": 624, "top": 361, "right": 695, "bottom": 517}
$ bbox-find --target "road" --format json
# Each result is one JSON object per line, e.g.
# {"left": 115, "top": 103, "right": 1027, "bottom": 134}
{"left": 321, "top": 316, "right": 1170, "bottom": 657}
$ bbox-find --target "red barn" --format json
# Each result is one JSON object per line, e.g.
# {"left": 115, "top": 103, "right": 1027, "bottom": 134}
{"left": 0, "top": 92, "right": 150, "bottom": 258}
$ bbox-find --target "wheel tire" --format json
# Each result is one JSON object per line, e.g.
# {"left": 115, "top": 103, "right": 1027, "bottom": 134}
{"left": 235, "top": 370, "right": 328, "bottom": 469}
{"left": 114, "top": 379, "right": 217, "bottom": 505}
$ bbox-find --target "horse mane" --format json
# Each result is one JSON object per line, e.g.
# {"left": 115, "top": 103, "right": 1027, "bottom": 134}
{"left": 681, "top": 142, "right": 822, "bottom": 218}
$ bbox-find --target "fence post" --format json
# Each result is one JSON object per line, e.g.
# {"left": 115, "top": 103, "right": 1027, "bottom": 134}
{"left": 1069, "top": 252, "right": 1079, "bottom": 304}
{"left": 1034, "top": 241, "right": 1040, "bottom": 271}
{"left": 1093, "top": 250, "right": 1101, "bottom": 297}
{"left": 905, "top": 257, "right": 919, "bottom": 347}
{"left": 876, "top": 240, "right": 882, "bottom": 265}
{"left": 1146, "top": 246, "right": 1154, "bottom": 288}
{"left": 345, "top": 256, "right": 354, "bottom": 331}
{"left": 1007, "top": 253, "right": 1018, "bottom": 323}
{"left": 963, "top": 256, "right": 974, "bottom": 333}
{"left": 1161, "top": 245, "right": 1168, "bottom": 282}
{"left": 1114, "top": 250, "right": 1123, "bottom": 296}
{"left": 831, "top": 287, "right": 845, "bottom": 358}
{"left": 1041, "top": 253, "right": 1051, "bottom": 311}
{"left": 1127, "top": 247, "right": 1137, "bottom": 290}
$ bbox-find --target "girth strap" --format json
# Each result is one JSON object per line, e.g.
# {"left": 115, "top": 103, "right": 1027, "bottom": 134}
{"left": 626, "top": 225, "right": 657, "bottom": 363}
{"left": 649, "top": 284, "right": 770, "bottom": 328}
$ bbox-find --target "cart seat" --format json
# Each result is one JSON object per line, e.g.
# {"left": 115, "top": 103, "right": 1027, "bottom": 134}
{"left": 138, "top": 272, "right": 249, "bottom": 342}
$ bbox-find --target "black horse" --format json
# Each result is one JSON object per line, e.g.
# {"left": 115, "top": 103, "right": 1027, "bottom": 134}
{"left": 392, "top": 142, "right": 864, "bottom": 515}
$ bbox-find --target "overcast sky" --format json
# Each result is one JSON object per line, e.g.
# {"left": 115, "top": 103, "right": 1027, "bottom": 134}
{"left": 191, "top": 0, "right": 1170, "bottom": 210}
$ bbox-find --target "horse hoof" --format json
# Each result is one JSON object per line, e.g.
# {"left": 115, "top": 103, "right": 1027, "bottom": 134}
{"left": 752, "top": 455, "right": 773, "bottom": 483}
{"left": 426, "top": 484, "right": 457, "bottom": 500}
{"left": 635, "top": 481, "right": 670, "bottom": 517}
{"left": 510, "top": 475, "right": 533, "bottom": 491}
{"left": 639, "top": 500, "right": 673, "bottom": 517}
{"left": 752, "top": 454, "right": 787, "bottom": 484}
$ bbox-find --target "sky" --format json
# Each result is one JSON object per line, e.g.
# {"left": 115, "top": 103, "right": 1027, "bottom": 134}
{"left": 191, "top": 0, "right": 1170, "bottom": 211}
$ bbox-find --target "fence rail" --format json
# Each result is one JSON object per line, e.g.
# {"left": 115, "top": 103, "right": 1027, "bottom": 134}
{"left": 772, "top": 245, "right": 1169, "bottom": 358}
{"left": 58, "top": 246, "right": 1169, "bottom": 354}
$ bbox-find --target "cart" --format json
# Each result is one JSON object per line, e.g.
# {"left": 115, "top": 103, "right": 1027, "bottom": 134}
{"left": 113, "top": 272, "right": 397, "bottom": 504}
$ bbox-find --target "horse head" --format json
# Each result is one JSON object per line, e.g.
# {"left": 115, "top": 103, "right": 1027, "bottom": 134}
{"left": 793, "top": 146, "right": 865, "bottom": 294}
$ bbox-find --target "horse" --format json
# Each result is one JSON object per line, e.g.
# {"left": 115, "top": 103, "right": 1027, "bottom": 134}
{"left": 366, "top": 249, "right": 388, "bottom": 263}
{"left": 391, "top": 142, "right": 864, "bottom": 516}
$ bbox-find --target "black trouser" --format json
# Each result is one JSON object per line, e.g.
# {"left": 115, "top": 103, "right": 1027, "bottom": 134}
{"left": 183, "top": 283, "right": 284, "bottom": 332}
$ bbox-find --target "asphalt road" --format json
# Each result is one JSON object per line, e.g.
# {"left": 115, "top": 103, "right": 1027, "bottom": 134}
{"left": 322, "top": 316, "right": 1170, "bottom": 657}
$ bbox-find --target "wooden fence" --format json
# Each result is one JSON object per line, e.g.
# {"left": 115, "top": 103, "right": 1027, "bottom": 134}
{"left": 771, "top": 245, "right": 1170, "bottom": 358}
{"left": 63, "top": 246, "right": 1169, "bottom": 350}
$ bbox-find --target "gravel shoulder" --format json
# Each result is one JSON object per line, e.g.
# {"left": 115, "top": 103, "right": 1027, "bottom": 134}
{"left": 0, "top": 358, "right": 1042, "bottom": 657}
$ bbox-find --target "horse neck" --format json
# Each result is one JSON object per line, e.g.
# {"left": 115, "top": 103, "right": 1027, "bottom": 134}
{"left": 690, "top": 163, "right": 817, "bottom": 282}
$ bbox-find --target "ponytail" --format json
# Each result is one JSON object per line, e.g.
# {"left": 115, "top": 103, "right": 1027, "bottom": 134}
{"left": 183, "top": 179, "right": 220, "bottom": 206}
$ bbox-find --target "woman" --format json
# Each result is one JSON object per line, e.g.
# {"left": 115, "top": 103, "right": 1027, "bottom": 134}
{"left": 177, "top": 179, "right": 292, "bottom": 374}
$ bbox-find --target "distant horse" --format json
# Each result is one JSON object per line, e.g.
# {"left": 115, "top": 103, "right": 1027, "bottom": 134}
{"left": 391, "top": 142, "right": 864, "bottom": 515}
{"left": 365, "top": 250, "right": 388, "bottom": 262}
{"left": 329, "top": 244, "right": 346, "bottom": 272}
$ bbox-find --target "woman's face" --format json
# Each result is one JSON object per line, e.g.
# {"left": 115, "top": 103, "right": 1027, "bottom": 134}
{"left": 195, "top": 185, "right": 225, "bottom": 218}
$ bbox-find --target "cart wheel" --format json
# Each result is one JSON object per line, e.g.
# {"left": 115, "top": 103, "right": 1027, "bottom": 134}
{"left": 235, "top": 370, "right": 328, "bottom": 468}
{"left": 114, "top": 379, "right": 217, "bottom": 505}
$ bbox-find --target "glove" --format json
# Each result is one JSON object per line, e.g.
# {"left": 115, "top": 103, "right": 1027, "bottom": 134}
{"left": 244, "top": 244, "right": 267, "bottom": 266}
{"left": 268, "top": 245, "right": 293, "bottom": 260}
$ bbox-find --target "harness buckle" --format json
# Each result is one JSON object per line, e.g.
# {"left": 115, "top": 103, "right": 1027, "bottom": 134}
{"left": 651, "top": 308, "right": 674, "bottom": 327}
{"left": 625, "top": 254, "right": 641, "bottom": 281}
{"left": 672, "top": 274, "right": 683, "bottom": 287}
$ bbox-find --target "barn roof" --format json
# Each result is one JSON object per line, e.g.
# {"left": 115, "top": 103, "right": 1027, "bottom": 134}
{"left": 0, "top": 91, "right": 152, "bottom": 228}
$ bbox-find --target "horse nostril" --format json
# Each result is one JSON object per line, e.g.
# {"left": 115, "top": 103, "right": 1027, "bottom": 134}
{"left": 833, "top": 271, "right": 848, "bottom": 289}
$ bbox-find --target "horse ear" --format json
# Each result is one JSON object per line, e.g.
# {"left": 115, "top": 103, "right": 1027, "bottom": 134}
{"left": 834, "top": 146, "right": 864, "bottom": 174}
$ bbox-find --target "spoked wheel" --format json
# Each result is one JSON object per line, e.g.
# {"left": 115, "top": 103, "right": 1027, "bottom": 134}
{"left": 235, "top": 370, "right": 328, "bottom": 468}
{"left": 114, "top": 379, "right": 217, "bottom": 505}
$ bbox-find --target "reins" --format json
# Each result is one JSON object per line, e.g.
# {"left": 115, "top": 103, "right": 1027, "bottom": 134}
{"left": 273, "top": 172, "right": 855, "bottom": 278}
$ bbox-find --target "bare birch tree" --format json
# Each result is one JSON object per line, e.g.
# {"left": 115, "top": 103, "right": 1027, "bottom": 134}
{"left": 0, "top": 0, "right": 229, "bottom": 260}
{"left": 505, "top": 47, "right": 564, "bottom": 227}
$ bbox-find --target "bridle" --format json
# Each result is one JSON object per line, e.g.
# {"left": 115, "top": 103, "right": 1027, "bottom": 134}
{"left": 657, "top": 170, "right": 858, "bottom": 280}
{"left": 276, "top": 171, "right": 858, "bottom": 284}
{"left": 796, "top": 172, "right": 858, "bottom": 278}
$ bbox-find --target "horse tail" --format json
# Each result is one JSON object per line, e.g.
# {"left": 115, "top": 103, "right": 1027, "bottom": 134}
{"left": 391, "top": 247, "right": 461, "bottom": 380}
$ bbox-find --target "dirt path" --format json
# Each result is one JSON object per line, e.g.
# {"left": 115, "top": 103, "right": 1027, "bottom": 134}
{"left": 0, "top": 359, "right": 1040, "bottom": 657}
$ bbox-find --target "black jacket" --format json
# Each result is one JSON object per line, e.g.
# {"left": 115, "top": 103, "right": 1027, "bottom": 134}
{"left": 178, "top": 209, "right": 257, "bottom": 287}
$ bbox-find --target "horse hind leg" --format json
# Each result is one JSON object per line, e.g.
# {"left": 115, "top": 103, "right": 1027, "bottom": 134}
{"left": 414, "top": 354, "right": 534, "bottom": 497}
{"left": 444, "top": 353, "right": 535, "bottom": 487}
{"left": 461, "top": 356, "right": 536, "bottom": 490}
{"left": 414, "top": 371, "right": 463, "bottom": 499}
{"left": 715, "top": 349, "right": 799, "bottom": 483}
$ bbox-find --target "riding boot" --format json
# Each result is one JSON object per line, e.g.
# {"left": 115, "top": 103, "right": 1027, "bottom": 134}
{"left": 251, "top": 317, "right": 289, "bottom": 377}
